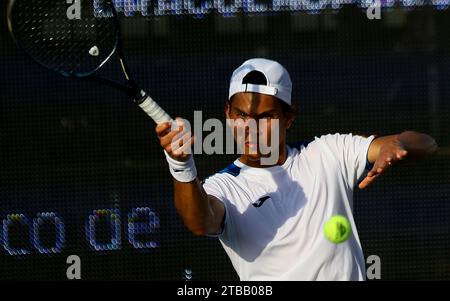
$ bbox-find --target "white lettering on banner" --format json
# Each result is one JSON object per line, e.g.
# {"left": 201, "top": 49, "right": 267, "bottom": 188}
{"left": 97, "top": 0, "right": 450, "bottom": 17}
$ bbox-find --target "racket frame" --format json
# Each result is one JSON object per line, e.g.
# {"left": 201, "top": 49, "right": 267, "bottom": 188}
{"left": 7, "top": 0, "right": 172, "bottom": 123}
{"left": 7, "top": 0, "right": 142, "bottom": 101}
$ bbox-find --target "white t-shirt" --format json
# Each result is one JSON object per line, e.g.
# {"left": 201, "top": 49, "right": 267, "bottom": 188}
{"left": 202, "top": 133, "right": 376, "bottom": 281}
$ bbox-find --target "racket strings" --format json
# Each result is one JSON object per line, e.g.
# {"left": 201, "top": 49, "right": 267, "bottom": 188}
{"left": 10, "top": 0, "right": 118, "bottom": 76}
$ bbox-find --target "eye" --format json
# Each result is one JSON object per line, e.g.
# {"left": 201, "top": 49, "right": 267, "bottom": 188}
{"left": 259, "top": 114, "right": 274, "bottom": 120}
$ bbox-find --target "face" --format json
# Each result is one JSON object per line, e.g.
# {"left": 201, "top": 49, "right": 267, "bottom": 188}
{"left": 225, "top": 92, "right": 295, "bottom": 166}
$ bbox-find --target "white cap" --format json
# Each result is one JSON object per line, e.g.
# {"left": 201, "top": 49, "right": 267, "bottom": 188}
{"left": 229, "top": 58, "right": 292, "bottom": 105}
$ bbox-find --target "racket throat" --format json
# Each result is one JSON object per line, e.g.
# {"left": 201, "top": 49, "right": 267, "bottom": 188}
{"left": 119, "top": 58, "right": 131, "bottom": 81}
{"left": 116, "top": 57, "right": 142, "bottom": 101}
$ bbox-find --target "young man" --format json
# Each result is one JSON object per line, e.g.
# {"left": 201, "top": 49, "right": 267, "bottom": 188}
{"left": 156, "top": 58, "right": 438, "bottom": 280}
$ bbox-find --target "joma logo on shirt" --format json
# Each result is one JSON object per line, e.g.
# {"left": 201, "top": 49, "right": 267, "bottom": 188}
{"left": 253, "top": 196, "right": 271, "bottom": 208}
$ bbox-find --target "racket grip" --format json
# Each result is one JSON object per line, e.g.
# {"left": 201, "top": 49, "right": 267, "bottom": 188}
{"left": 138, "top": 95, "right": 173, "bottom": 124}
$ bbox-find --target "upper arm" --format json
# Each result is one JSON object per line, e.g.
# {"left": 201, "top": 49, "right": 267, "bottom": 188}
{"left": 206, "top": 195, "right": 225, "bottom": 236}
{"left": 366, "top": 134, "right": 398, "bottom": 164}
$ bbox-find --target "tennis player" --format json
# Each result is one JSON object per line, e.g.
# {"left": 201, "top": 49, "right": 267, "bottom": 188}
{"left": 156, "top": 58, "right": 438, "bottom": 280}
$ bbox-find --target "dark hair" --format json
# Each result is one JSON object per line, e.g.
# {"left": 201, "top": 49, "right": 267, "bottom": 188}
{"left": 229, "top": 71, "right": 297, "bottom": 116}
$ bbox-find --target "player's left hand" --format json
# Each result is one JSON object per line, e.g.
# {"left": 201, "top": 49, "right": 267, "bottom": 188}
{"left": 358, "top": 140, "right": 408, "bottom": 189}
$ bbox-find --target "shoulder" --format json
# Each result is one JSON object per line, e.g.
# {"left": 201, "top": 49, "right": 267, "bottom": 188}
{"left": 287, "top": 134, "right": 344, "bottom": 153}
{"left": 309, "top": 133, "right": 368, "bottom": 148}
{"left": 289, "top": 133, "right": 357, "bottom": 160}
{"left": 218, "top": 162, "right": 242, "bottom": 177}
{"left": 314, "top": 133, "right": 352, "bottom": 142}
{"left": 287, "top": 139, "right": 313, "bottom": 151}
{"left": 201, "top": 162, "right": 242, "bottom": 185}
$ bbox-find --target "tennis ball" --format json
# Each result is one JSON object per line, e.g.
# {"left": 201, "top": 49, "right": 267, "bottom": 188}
{"left": 324, "top": 215, "right": 351, "bottom": 244}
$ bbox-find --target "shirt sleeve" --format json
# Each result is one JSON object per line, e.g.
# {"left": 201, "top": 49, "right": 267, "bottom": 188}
{"left": 318, "top": 133, "right": 376, "bottom": 189}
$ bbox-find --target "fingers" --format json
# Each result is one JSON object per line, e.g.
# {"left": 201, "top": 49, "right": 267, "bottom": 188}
{"left": 155, "top": 118, "right": 186, "bottom": 137}
{"left": 155, "top": 122, "right": 172, "bottom": 138}
{"left": 375, "top": 156, "right": 391, "bottom": 175}
{"left": 396, "top": 149, "right": 408, "bottom": 160}
{"left": 358, "top": 173, "right": 378, "bottom": 190}
{"left": 156, "top": 119, "right": 183, "bottom": 145}
{"left": 171, "top": 131, "right": 194, "bottom": 154}
{"left": 362, "top": 159, "right": 393, "bottom": 189}
{"left": 160, "top": 127, "right": 185, "bottom": 149}
{"left": 360, "top": 148, "right": 408, "bottom": 189}
{"left": 155, "top": 118, "right": 193, "bottom": 160}
{"left": 172, "top": 135, "right": 195, "bottom": 156}
{"left": 369, "top": 152, "right": 404, "bottom": 177}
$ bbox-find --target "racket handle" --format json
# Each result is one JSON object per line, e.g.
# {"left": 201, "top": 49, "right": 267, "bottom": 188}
{"left": 138, "top": 94, "right": 173, "bottom": 124}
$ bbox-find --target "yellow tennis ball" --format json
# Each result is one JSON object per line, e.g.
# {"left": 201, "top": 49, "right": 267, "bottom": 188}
{"left": 324, "top": 215, "right": 351, "bottom": 244}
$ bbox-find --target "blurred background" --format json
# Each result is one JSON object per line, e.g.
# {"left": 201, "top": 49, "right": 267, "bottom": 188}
{"left": 0, "top": 0, "right": 449, "bottom": 280}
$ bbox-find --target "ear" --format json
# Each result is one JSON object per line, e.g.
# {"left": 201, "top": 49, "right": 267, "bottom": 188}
{"left": 285, "top": 109, "right": 296, "bottom": 130}
{"left": 225, "top": 101, "right": 231, "bottom": 119}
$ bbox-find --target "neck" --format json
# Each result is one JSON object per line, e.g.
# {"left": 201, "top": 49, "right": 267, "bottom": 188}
{"left": 239, "top": 145, "right": 288, "bottom": 168}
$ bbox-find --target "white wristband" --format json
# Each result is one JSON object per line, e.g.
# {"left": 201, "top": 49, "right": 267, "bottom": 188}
{"left": 164, "top": 151, "right": 197, "bottom": 183}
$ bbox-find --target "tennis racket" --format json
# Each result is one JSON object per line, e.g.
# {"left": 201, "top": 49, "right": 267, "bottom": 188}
{"left": 7, "top": 0, "right": 172, "bottom": 124}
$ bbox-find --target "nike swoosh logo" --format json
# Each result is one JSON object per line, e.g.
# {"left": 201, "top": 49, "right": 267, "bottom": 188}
{"left": 253, "top": 196, "right": 271, "bottom": 208}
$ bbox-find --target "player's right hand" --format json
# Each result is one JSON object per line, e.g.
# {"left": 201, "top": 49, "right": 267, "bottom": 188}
{"left": 155, "top": 118, "right": 194, "bottom": 162}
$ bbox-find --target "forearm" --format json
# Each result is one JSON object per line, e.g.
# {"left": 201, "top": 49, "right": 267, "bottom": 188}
{"left": 174, "top": 179, "right": 213, "bottom": 236}
{"left": 397, "top": 131, "right": 438, "bottom": 158}
{"left": 155, "top": 119, "right": 221, "bottom": 236}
